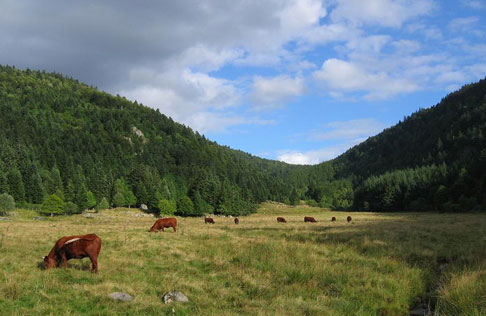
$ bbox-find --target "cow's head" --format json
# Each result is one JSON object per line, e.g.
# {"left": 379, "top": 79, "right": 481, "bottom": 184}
{"left": 43, "top": 256, "right": 56, "bottom": 269}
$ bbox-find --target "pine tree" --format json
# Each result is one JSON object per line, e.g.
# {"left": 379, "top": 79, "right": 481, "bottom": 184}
{"left": 7, "top": 168, "right": 25, "bottom": 202}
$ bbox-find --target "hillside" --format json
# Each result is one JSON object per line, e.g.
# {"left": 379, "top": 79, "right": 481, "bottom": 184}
{"left": 0, "top": 65, "right": 315, "bottom": 215}
{"left": 328, "top": 79, "right": 486, "bottom": 211}
{"left": 1, "top": 65, "right": 485, "bottom": 214}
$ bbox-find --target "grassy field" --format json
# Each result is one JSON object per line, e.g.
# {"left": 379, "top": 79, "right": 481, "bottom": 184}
{"left": 1, "top": 203, "right": 485, "bottom": 316}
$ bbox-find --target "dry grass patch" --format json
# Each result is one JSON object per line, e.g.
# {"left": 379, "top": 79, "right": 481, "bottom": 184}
{"left": 0, "top": 204, "right": 485, "bottom": 315}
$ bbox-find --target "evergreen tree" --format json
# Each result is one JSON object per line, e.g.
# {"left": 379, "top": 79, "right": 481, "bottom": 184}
{"left": 96, "top": 197, "right": 110, "bottom": 212}
{"left": 7, "top": 168, "right": 25, "bottom": 202}
{"left": 86, "top": 191, "right": 97, "bottom": 209}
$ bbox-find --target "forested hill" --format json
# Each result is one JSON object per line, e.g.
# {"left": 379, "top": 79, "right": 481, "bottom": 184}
{"left": 1, "top": 65, "right": 484, "bottom": 215}
{"left": 0, "top": 65, "right": 317, "bottom": 215}
{"left": 328, "top": 78, "right": 486, "bottom": 212}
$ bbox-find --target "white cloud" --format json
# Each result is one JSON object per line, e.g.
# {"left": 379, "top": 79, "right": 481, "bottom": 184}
{"left": 311, "top": 119, "right": 386, "bottom": 141}
{"left": 277, "top": 140, "right": 362, "bottom": 164}
{"left": 314, "top": 58, "right": 418, "bottom": 99}
{"left": 120, "top": 68, "right": 242, "bottom": 132}
{"left": 250, "top": 75, "right": 306, "bottom": 110}
{"left": 331, "top": 0, "right": 434, "bottom": 28}
{"left": 448, "top": 16, "right": 479, "bottom": 32}
{"left": 462, "top": 0, "right": 486, "bottom": 9}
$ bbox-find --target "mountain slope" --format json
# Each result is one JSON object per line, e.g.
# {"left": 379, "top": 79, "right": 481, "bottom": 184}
{"left": 0, "top": 65, "right": 315, "bottom": 215}
{"left": 328, "top": 78, "right": 486, "bottom": 211}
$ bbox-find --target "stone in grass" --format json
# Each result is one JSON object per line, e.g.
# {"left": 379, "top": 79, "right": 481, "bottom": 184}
{"left": 109, "top": 292, "right": 133, "bottom": 302}
{"left": 162, "top": 291, "right": 188, "bottom": 304}
{"left": 0, "top": 217, "right": 9, "bottom": 221}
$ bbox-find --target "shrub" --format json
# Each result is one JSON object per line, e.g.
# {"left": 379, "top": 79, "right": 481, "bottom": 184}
{"left": 96, "top": 197, "right": 109, "bottom": 212}
{"left": 0, "top": 193, "right": 15, "bottom": 216}
{"left": 41, "top": 194, "right": 65, "bottom": 216}
{"left": 64, "top": 202, "right": 80, "bottom": 215}
{"left": 176, "top": 196, "right": 195, "bottom": 216}
{"left": 158, "top": 199, "right": 177, "bottom": 215}
{"left": 306, "top": 199, "right": 318, "bottom": 207}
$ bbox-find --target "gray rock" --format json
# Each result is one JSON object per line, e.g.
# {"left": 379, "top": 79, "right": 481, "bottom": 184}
{"left": 140, "top": 204, "right": 148, "bottom": 211}
{"left": 34, "top": 216, "right": 46, "bottom": 221}
{"left": 109, "top": 292, "right": 133, "bottom": 302}
{"left": 0, "top": 217, "right": 9, "bottom": 221}
{"left": 162, "top": 291, "right": 188, "bottom": 304}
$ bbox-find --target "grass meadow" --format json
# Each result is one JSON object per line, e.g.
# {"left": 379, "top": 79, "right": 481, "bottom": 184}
{"left": 1, "top": 202, "right": 485, "bottom": 315}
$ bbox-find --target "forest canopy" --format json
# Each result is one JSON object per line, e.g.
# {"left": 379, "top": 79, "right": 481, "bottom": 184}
{"left": 0, "top": 65, "right": 485, "bottom": 214}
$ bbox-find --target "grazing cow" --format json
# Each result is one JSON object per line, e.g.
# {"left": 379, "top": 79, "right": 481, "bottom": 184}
{"left": 304, "top": 216, "right": 317, "bottom": 223}
{"left": 150, "top": 218, "right": 177, "bottom": 233}
{"left": 205, "top": 217, "right": 215, "bottom": 224}
{"left": 44, "top": 234, "right": 101, "bottom": 273}
{"left": 234, "top": 218, "right": 239, "bottom": 224}
{"left": 347, "top": 216, "right": 352, "bottom": 223}
{"left": 331, "top": 216, "right": 336, "bottom": 222}
{"left": 277, "top": 217, "right": 286, "bottom": 223}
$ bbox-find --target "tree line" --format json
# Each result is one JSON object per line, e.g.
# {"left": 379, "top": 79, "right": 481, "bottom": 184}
{"left": 0, "top": 65, "right": 484, "bottom": 214}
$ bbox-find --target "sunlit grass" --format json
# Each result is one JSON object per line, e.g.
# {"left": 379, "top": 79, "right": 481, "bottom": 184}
{"left": 0, "top": 203, "right": 485, "bottom": 315}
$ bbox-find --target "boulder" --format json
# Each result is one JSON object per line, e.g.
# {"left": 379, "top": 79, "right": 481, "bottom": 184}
{"left": 34, "top": 216, "right": 46, "bottom": 221}
{"left": 140, "top": 204, "right": 148, "bottom": 211}
{"left": 0, "top": 217, "right": 9, "bottom": 221}
{"left": 109, "top": 292, "right": 133, "bottom": 302}
{"left": 162, "top": 291, "right": 188, "bottom": 304}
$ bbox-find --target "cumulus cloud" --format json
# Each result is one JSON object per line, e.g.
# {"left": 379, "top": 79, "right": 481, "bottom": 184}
{"left": 314, "top": 58, "right": 418, "bottom": 99}
{"left": 0, "top": 0, "right": 328, "bottom": 133}
{"left": 250, "top": 75, "right": 306, "bottom": 110}
{"left": 330, "top": 0, "right": 434, "bottom": 28}
{"left": 277, "top": 140, "right": 362, "bottom": 164}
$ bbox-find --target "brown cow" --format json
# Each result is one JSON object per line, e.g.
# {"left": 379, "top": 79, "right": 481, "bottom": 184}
{"left": 150, "top": 218, "right": 177, "bottom": 232}
{"left": 347, "top": 216, "right": 352, "bottom": 223}
{"left": 277, "top": 217, "right": 286, "bottom": 223}
{"left": 44, "top": 234, "right": 101, "bottom": 273}
{"left": 205, "top": 217, "right": 215, "bottom": 224}
{"left": 331, "top": 216, "right": 336, "bottom": 222}
{"left": 234, "top": 218, "right": 239, "bottom": 224}
{"left": 304, "top": 216, "right": 317, "bottom": 223}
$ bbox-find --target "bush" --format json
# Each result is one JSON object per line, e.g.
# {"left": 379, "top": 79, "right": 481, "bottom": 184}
{"left": 64, "top": 202, "right": 80, "bottom": 215}
{"left": 96, "top": 197, "right": 110, "bottom": 212}
{"left": 0, "top": 193, "right": 15, "bottom": 216}
{"left": 158, "top": 199, "right": 177, "bottom": 215}
{"left": 176, "top": 196, "right": 195, "bottom": 216}
{"left": 41, "top": 194, "right": 64, "bottom": 216}
{"left": 305, "top": 199, "right": 318, "bottom": 207}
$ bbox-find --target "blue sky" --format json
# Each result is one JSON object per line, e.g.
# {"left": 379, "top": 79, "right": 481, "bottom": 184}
{"left": 1, "top": 0, "right": 485, "bottom": 164}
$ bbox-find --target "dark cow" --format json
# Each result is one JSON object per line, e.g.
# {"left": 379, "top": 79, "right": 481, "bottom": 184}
{"left": 277, "top": 217, "right": 286, "bottom": 223}
{"left": 234, "top": 218, "right": 239, "bottom": 224}
{"left": 44, "top": 234, "right": 101, "bottom": 273}
{"left": 347, "top": 216, "right": 352, "bottom": 223}
{"left": 205, "top": 217, "right": 215, "bottom": 224}
{"left": 304, "top": 216, "right": 317, "bottom": 223}
{"left": 150, "top": 218, "right": 177, "bottom": 232}
{"left": 331, "top": 216, "right": 336, "bottom": 222}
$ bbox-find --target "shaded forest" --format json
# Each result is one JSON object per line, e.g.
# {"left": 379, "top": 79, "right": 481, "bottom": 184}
{"left": 0, "top": 65, "right": 485, "bottom": 214}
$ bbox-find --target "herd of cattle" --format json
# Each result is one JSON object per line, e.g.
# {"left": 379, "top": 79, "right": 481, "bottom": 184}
{"left": 43, "top": 215, "right": 353, "bottom": 273}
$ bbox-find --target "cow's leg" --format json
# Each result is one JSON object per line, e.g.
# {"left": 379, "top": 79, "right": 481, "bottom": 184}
{"left": 173, "top": 226, "right": 176, "bottom": 232}
{"left": 61, "top": 253, "right": 68, "bottom": 269}
{"left": 89, "top": 256, "right": 98, "bottom": 273}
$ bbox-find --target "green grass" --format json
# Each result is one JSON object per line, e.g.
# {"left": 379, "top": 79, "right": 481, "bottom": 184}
{"left": 0, "top": 203, "right": 485, "bottom": 315}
